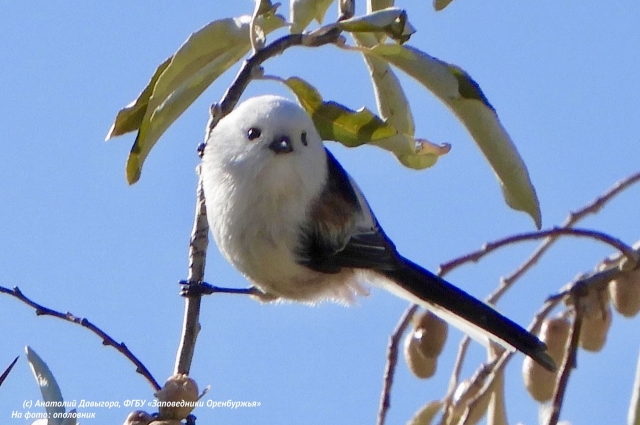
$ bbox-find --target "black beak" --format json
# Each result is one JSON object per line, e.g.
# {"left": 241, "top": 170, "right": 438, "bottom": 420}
{"left": 268, "top": 136, "right": 293, "bottom": 154}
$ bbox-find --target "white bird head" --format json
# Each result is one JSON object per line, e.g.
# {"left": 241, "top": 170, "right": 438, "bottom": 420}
{"left": 205, "top": 95, "right": 324, "bottom": 160}
{"left": 203, "top": 95, "right": 327, "bottom": 202}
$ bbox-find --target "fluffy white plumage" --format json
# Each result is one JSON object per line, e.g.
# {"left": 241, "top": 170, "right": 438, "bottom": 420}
{"left": 201, "top": 95, "right": 368, "bottom": 303}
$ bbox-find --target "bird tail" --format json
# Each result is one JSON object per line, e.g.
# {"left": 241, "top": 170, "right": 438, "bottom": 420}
{"left": 378, "top": 256, "right": 555, "bottom": 371}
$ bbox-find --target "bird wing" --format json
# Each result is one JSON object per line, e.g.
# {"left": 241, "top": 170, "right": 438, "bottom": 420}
{"left": 298, "top": 148, "right": 555, "bottom": 371}
{"left": 297, "top": 148, "right": 399, "bottom": 273}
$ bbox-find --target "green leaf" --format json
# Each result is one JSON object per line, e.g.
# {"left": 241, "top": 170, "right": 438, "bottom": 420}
{"left": 283, "top": 76, "right": 397, "bottom": 146}
{"left": 290, "top": 0, "right": 336, "bottom": 33}
{"left": 360, "top": 43, "right": 541, "bottom": 228}
{"left": 338, "top": 8, "right": 415, "bottom": 44}
{"left": 120, "top": 13, "right": 285, "bottom": 184}
{"left": 352, "top": 33, "right": 448, "bottom": 168}
{"left": 353, "top": 33, "right": 414, "bottom": 153}
{"left": 105, "top": 57, "right": 171, "bottom": 139}
{"left": 26, "top": 346, "right": 66, "bottom": 425}
{"left": 396, "top": 138, "right": 451, "bottom": 169}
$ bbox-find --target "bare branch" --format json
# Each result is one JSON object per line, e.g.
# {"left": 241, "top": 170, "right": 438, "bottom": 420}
{"left": 439, "top": 227, "right": 638, "bottom": 277}
{"left": 206, "top": 27, "right": 342, "bottom": 138}
{"left": 174, "top": 170, "right": 209, "bottom": 375}
{"left": 545, "top": 305, "right": 582, "bottom": 425}
{"left": 489, "top": 170, "right": 640, "bottom": 304}
{"left": 377, "top": 304, "right": 419, "bottom": 425}
{"left": 0, "top": 285, "right": 160, "bottom": 391}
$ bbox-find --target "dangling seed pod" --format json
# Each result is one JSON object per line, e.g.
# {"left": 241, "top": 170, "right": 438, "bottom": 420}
{"left": 412, "top": 310, "right": 449, "bottom": 358}
{"left": 522, "top": 316, "right": 570, "bottom": 402}
{"left": 609, "top": 269, "right": 640, "bottom": 318}
{"left": 579, "top": 305, "right": 612, "bottom": 352}
{"left": 404, "top": 330, "right": 437, "bottom": 379}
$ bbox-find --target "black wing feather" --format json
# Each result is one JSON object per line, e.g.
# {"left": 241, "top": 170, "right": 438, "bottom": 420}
{"left": 297, "top": 148, "right": 555, "bottom": 371}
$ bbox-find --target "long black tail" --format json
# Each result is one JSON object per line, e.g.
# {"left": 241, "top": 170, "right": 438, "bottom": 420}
{"left": 380, "top": 256, "right": 555, "bottom": 371}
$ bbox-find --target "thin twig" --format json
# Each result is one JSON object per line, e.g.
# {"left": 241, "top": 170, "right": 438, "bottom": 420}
{"left": 442, "top": 337, "right": 471, "bottom": 410}
{"left": 546, "top": 305, "right": 582, "bottom": 425}
{"left": 439, "top": 227, "right": 637, "bottom": 277}
{"left": 174, "top": 170, "right": 209, "bottom": 375}
{"left": 489, "top": 170, "right": 640, "bottom": 304}
{"left": 0, "top": 285, "right": 160, "bottom": 391}
{"left": 206, "top": 27, "right": 342, "bottom": 138}
{"left": 376, "top": 304, "right": 419, "bottom": 425}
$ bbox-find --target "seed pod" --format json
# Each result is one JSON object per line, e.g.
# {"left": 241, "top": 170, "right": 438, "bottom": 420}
{"left": 522, "top": 317, "right": 570, "bottom": 402}
{"left": 412, "top": 310, "right": 449, "bottom": 358}
{"left": 404, "top": 330, "right": 437, "bottom": 379}
{"left": 570, "top": 284, "right": 609, "bottom": 320}
{"left": 446, "top": 376, "right": 493, "bottom": 425}
{"left": 155, "top": 374, "right": 199, "bottom": 420}
{"left": 579, "top": 305, "right": 612, "bottom": 352}
{"left": 122, "top": 410, "right": 154, "bottom": 425}
{"left": 609, "top": 269, "right": 640, "bottom": 317}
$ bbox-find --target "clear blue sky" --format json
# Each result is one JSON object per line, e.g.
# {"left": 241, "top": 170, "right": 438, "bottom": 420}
{"left": 1, "top": 2, "right": 639, "bottom": 424}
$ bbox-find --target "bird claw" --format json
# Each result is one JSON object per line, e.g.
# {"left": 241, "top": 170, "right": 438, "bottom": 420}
{"left": 179, "top": 280, "right": 215, "bottom": 297}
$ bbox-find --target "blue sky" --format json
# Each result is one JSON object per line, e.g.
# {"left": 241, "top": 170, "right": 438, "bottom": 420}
{"left": 1, "top": 2, "right": 639, "bottom": 424}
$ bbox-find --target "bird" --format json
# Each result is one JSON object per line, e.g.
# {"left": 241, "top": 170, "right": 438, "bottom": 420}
{"left": 200, "top": 94, "right": 554, "bottom": 371}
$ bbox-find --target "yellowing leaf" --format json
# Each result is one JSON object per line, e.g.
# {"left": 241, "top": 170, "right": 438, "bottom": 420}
{"left": 433, "top": 0, "right": 455, "bottom": 12}
{"left": 125, "top": 49, "right": 244, "bottom": 183}
{"left": 353, "top": 33, "right": 413, "bottom": 133}
{"left": 338, "top": 7, "right": 415, "bottom": 43}
{"left": 118, "top": 13, "right": 285, "bottom": 184}
{"left": 105, "top": 57, "right": 171, "bottom": 139}
{"left": 397, "top": 138, "right": 451, "bottom": 169}
{"left": 353, "top": 33, "right": 448, "bottom": 169}
{"left": 290, "top": 0, "right": 336, "bottom": 34}
{"left": 361, "top": 43, "right": 541, "bottom": 227}
{"left": 284, "top": 77, "right": 396, "bottom": 146}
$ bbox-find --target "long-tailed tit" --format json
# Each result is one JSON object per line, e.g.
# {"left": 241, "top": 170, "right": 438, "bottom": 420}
{"left": 201, "top": 95, "right": 554, "bottom": 370}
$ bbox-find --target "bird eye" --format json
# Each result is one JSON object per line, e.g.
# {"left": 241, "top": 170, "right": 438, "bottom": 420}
{"left": 247, "top": 127, "right": 262, "bottom": 140}
{"left": 301, "top": 131, "right": 308, "bottom": 146}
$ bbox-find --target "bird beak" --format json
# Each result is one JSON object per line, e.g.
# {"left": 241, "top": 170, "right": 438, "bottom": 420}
{"left": 268, "top": 136, "right": 293, "bottom": 154}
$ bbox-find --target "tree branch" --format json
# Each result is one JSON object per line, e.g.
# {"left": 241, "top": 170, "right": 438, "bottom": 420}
{"left": 0, "top": 285, "right": 160, "bottom": 391}
{"left": 174, "top": 170, "right": 209, "bottom": 375}
{"left": 206, "top": 26, "right": 342, "bottom": 138}
{"left": 377, "top": 304, "right": 419, "bottom": 425}
{"left": 545, "top": 304, "right": 582, "bottom": 425}
{"left": 439, "top": 227, "right": 638, "bottom": 277}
